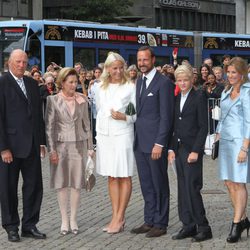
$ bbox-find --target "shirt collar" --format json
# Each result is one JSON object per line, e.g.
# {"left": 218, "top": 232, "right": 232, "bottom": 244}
{"left": 181, "top": 88, "right": 192, "bottom": 98}
{"left": 143, "top": 67, "right": 157, "bottom": 82}
{"left": 9, "top": 70, "right": 23, "bottom": 81}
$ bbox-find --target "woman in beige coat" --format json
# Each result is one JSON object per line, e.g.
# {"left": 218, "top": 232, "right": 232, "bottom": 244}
{"left": 45, "top": 67, "right": 93, "bottom": 235}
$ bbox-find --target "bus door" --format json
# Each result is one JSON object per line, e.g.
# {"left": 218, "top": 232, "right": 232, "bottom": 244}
{"left": 44, "top": 41, "right": 72, "bottom": 71}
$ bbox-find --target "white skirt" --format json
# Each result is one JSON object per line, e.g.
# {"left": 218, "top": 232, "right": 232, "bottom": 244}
{"left": 96, "top": 132, "right": 135, "bottom": 177}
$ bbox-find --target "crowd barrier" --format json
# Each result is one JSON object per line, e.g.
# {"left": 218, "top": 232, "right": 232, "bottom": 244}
{"left": 205, "top": 98, "right": 221, "bottom": 155}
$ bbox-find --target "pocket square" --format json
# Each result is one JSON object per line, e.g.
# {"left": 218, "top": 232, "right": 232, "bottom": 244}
{"left": 147, "top": 92, "right": 154, "bottom": 96}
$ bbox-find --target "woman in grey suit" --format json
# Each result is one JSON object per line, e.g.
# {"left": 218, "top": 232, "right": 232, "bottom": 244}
{"left": 216, "top": 57, "right": 250, "bottom": 243}
{"left": 45, "top": 68, "right": 93, "bottom": 235}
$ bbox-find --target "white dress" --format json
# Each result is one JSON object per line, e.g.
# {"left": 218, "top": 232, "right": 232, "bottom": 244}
{"left": 95, "top": 82, "right": 136, "bottom": 177}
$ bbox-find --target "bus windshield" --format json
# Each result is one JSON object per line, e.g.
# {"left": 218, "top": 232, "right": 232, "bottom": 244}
{"left": 0, "top": 27, "right": 27, "bottom": 73}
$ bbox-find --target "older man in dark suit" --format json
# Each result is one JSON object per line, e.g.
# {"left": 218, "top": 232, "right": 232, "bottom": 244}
{"left": 131, "top": 46, "right": 174, "bottom": 238}
{"left": 0, "top": 49, "right": 46, "bottom": 242}
{"left": 168, "top": 64, "right": 212, "bottom": 242}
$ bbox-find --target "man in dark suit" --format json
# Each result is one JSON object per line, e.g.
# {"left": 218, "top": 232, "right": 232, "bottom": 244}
{"left": 131, "top": 46, "right": 174, "bottom": 237}
{"left": 168, "top": 64, "right": 212, "bottom": 242}
{"left": 0, "top": 49, "right": 46, "bottom": 242}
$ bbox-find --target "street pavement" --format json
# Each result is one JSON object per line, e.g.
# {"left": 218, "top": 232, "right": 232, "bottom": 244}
{"left": 0, "top": 155, "right": 250, "bottom": 250}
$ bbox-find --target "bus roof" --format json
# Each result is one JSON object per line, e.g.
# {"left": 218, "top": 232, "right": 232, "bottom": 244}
{"left": 0, "top": 19, "right": 193, "bottom": 35}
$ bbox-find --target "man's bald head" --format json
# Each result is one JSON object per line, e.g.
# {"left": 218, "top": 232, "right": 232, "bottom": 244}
{"left": 8, "top": 49, "right": 28, "bottom": 78}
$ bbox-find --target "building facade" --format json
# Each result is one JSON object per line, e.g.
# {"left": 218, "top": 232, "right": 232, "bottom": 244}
{"left": 0, "top": 0, "right": 42, "bottom": 20}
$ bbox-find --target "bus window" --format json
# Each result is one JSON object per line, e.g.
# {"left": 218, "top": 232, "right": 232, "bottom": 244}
{"left": 45, "top": 46, "right": 65, "bottom": 69}
{"left": 155, "top": 56, "right": 170, "bottom": 67}
{"left": 98, "top": 49, "right": 119, "bottom": 64}
{"left": 26, "top": 29, "right": 41, "bottom": 70}
{"left": 128, "top": 54, "right": 137, "bottom": 66}
{"left": 73, "top": 48, "right": 95, "bottom": 70}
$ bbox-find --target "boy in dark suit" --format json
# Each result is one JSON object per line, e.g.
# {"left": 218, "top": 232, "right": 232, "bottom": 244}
{"left": 168, "top": 64, "right": 212, "bottom": 242}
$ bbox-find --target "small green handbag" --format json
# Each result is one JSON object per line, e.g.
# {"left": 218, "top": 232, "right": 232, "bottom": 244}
{"left": 125, "top": 102, "right": 136, "bottom": 116}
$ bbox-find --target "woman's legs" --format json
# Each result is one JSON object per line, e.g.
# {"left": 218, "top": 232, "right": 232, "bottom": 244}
{"left": 107, "top": 177, "right": 132, "bottom": 232}
{"left": 57, "top": 188, "right": 69, "bottom": 231}
{"left": 108, "top": 177, "right": 120, "bottom": 228}
{"left": 117, "top": 177, "right": 132, "bottom": 222}
{"left": 225, "top": 180, "right": 247, "bottom": 223}
{"left": 70, "top": 188, "right": 81, "bottom": 230}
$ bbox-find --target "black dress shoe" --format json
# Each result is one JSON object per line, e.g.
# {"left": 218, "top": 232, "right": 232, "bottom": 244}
{"left": 191, "top": 230, "right": 213, "bottom": 242}
{"left": 21, "top": 228, "right": 46, "bottom": 239}
{"left": 172, "top": 228, "right": 197, "bottom": 240}
{"left": 8, "top": 230, "right": 20, "bottom": 242}
{"left": 145, "top": 227, "right": 166, "bottom": 238}
{"left": 226, "top": 222, "right": 242, "bottom": 243}
{"left": 130, "top": 223, "right": 153, "bottom": 234}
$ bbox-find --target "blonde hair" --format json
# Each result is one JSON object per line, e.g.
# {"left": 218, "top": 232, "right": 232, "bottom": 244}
{"left": 212, "top": 66, "right": 223, "bottom": 73}
{"left": 56, "top": 67, "right": 78, "bottom": 90}
{"left": 100, "top": 52, "right": 128, "bottom": 89}
{"left": 174, "top": 64, "right": 193, "bottom": 80}
{"left": 225, "top": 57, "right": 248, "bottom": 92}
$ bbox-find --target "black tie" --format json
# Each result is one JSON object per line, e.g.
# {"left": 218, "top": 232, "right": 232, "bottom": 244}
{"left": 140, "top": 76, "right": 147, "bottom": 104}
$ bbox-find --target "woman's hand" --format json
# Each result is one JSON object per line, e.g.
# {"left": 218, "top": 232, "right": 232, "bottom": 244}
{"left": 49, "top": 152, "right": 59, "bottom": 165}
{"left": 88, "top": 150, "right": 95, "bottom": 158}
{"left": 237, "top": 150, "right": 247, "bottom": 163}
{"left": 215, "top": 133, "right": 220, "bottom": 142}
{"left": 111, "top": 109, "right": 126, "bottom": 121}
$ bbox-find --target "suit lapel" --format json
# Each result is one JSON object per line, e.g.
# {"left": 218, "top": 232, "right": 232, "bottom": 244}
{"left": 8, "top": 72, "right": 28, "bottom": 102}
{"left": 136, "top": 77, "right": 142, "bottom": 113}
{"left": 181, "top": 88, "right": 195, "bottom": 114}
{"left": 137, "top": 72, "right": 160, "bottom": 114}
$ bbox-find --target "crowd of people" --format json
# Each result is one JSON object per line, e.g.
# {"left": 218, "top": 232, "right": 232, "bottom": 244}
{"left": 0, "top": 47, "right": 249, "bottom": 246}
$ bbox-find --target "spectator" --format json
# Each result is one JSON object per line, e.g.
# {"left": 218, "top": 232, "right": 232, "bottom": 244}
{"left": 127, "top": 64, "right": 138, "bottom": 84}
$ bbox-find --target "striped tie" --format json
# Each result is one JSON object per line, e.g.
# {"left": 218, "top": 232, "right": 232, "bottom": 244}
{"left": 16, "top": 78, "right": 27, "bottom": 98}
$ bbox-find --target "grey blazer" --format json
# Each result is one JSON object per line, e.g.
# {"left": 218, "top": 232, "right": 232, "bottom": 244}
{"left": 45, "top": 93, "right": 93, "bottom": 153}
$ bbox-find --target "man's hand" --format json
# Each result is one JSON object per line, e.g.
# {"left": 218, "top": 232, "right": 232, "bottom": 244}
{"left": 1, "top": 150, "right": 13, "bottom": 164}
{"left": 168, "top": 151, "right": 175, "bottom": 164}
{"left": 40, "top": 146, "right": 46, "bottom": 158}
{"left": 187, "top": 152, "right": 198, "bottom": 164}
{"left": 49, "top": 152, "right": 59, "bottom": 165}
{"left": 151, "top": 144, "right": 163, "bottom": 160}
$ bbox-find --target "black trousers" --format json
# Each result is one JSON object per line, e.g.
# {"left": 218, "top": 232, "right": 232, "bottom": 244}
{"left": 176, "top": 145, "right": 211, "bottom": 233}
{"left": 0, "top": 147, "right": 43, "bottom": 232}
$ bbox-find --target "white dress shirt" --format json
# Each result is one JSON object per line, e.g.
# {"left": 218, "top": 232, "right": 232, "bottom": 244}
{"left": 180, "top": 88, "right": 192, "bottom": 112}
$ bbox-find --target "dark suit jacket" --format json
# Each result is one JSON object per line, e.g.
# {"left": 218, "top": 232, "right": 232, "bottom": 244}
{"left": 0, "top": 72, "right": 45, "bottom": 158}
{"left": 170, "top": 88, "right": 208, "bottom": 154}
{"left": 135, "top": 71, "right": 174, "bottom": 153}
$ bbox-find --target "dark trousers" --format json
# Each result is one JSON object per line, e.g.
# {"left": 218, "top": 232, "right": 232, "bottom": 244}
{"left": 0, "top": 148, "right": 43, "bottom": 232}
{"left": 134, "top": 148, "right": 169, "bottom": 229}
{"left": 176, "top": 145, "right": 211, "bottom": 233}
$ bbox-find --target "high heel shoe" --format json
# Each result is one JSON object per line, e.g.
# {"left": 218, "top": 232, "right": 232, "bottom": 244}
{"left": 71, "top": 229, "right": 79, "bottom": 235}
{"left": 226, "top": 222, "right": 242, "bottom": 243}
{"left": 60, "top": 230, "right": 69, "bottom": 236}
{"left": 107, "top": 221, "right": 125, "bottom": 234}
{"left": 241, "top": 217, "right": 250, "bottom": 236}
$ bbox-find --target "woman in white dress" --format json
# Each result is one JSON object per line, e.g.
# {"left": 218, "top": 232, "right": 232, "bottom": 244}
{"left": 96, "top": 52, "right": 136, "bottom": 234}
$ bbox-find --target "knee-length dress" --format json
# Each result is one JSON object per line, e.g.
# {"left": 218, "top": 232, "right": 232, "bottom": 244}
{"left": 216, "top": 84, "right": 250, "bottom": 183}
{"left": 95, "top": 82, "right": 136, "bottom": 177}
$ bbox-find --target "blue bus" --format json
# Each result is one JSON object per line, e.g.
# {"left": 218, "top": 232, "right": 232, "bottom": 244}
{"left": 0, "top": 19, "right": 194, "bottom": 72}
{"left": 1, "top": 19, "right": 250, "bottom": 73}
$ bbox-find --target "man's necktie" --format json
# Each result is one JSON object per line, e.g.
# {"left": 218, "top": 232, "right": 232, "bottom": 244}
{"left": 139, "top": 76, "right": 147, "bottom": 104}
{"left": 16, "top": 78, "right": 27, "bottom": 98}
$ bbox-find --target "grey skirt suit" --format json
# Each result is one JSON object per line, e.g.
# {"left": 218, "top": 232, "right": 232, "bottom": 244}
{"left": 45, "top": 94, "right": 92, "bottom": 189}
{"left": 216, "top": 83, "right": 250, "bottom": 183}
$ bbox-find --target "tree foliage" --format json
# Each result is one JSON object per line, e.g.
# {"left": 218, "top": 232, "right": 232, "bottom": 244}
{"left": 61, "top": 0, "right": 134, "bottom": 23}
